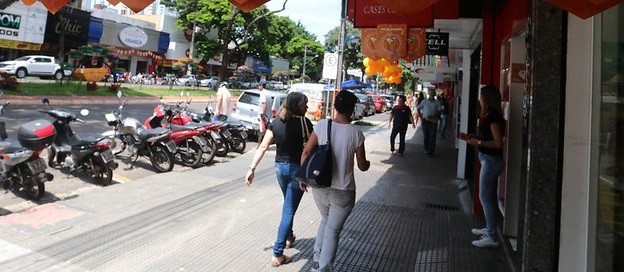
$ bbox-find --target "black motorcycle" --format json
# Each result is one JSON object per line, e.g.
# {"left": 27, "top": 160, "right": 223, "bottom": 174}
{"left": 40, "top": 99, "right": 119, "bottom": 186}
{"left": 202, "top": 106, "right": 248, "bottom": 154}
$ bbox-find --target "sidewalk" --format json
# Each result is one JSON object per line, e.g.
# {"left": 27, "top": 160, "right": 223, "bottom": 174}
{"left": 0, "top": 121, "right": 512, "bottom": 271}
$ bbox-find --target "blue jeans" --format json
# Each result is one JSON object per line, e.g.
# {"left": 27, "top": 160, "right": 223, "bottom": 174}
{"left": 439, "top": 114, "right": 448, "bottom": 137}
{"left": 478, "top": 152, "right": 504, "bottom": 240}
{"left": 274, "top": 162, "right": 305, "bottom": 256}
{"left": 422, "top": 120, "right": 437, "bottom": 154}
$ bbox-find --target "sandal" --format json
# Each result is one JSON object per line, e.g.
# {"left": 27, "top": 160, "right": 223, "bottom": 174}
{"left": 285, "top": 235, "right": 296, "bottom": 249}
{"left": 271, "top": 255, "right": 292, "bottom": 267}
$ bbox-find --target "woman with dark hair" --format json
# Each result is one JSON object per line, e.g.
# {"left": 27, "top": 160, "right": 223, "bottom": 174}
{"left": 245, "top": 92, "right": 313, "bottom": 266}
{"left": 300, "top": 90, "right": 371, "bottom": 271}
{"left": 459, "top": 85, "right": 505, "bottom": 248}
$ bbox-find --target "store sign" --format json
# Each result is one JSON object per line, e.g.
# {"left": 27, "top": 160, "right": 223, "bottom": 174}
{"left": 119, "top": 26, "right": 148, "bottom": 48}
{"left": 352, "top": 0, "right": 433, "bottom": 28}
{"left": 44, "top": 6, "right": 89, "bottom": 48}
{"left": 0, "top": 2, "right": 47, "bottom": 45}
{"left": 426, "top": 32, "right": 449, "bottom": 56}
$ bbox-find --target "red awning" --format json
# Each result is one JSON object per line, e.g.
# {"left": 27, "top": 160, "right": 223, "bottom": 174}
{"left": 228, "top": 0, "right": 270, "bottom": 12}
{"left": 547, "top": 0, "right": 624, "bottom": 19}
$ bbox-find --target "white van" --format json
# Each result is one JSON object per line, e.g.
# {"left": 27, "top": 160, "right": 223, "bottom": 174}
{"left": 229, "top": 89, "right": 287, "bottom": 134}
{"left": 288, "top": 83, "right": 335, "bottom": 120}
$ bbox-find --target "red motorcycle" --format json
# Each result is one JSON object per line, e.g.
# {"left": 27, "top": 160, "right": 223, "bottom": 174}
{"left": 144, "top": 104, "right": 211, "bottom": 168}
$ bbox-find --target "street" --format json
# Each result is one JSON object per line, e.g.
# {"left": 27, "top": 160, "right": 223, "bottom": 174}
{"left": 0, "top": 101, "right": 254, "bottom": 216}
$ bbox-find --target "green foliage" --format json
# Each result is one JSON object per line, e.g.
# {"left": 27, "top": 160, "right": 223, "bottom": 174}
{"left": 232, "top": 65, "right": 255, "bottom": 82}
{"left": 324, "top": 23, "right": 363, "bottom": 76}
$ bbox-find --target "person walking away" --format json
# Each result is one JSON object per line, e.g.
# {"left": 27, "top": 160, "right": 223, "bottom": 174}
{"left": 413, "top": 92, "right": 425, "bottom": 125}
{"left": 213, "top": 82, "right": 231, "bottom": 121}
{"left": 300, "top": 90, "right": 371, "bottom": 272}
{"left": 459, "top": 85, "right": 505, "bottom": 248}
{"left": 388, "top": 95, "right": 416, "bottom": 156}
{"left": 257, "top": 83, "right": 273, "bottom": 147}
{"left": 417, "top": 89, "right": 441, "bottom": 156}
{"left": 438, "top": 93, "right": 450, "bottom": 138}
{"left": 245, "top": 92, "right": 313, "bottom": 266}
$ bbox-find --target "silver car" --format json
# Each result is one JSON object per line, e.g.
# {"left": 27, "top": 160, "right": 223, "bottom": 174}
{"left": 229, "top": 89, "right": 287, "bottom": 134}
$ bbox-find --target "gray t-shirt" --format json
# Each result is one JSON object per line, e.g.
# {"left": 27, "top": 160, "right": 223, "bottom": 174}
{"left": 417, "top": 99, "right": 441, "bottom": 123}
{"left": 259, "top": 91, "right": 273, "bottom": 118}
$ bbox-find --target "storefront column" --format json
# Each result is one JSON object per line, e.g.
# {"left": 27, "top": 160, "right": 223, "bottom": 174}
{"left": 521, "top": 0, "right": 567, "bottom": 270}
{"left": 129, "top": 56, "right": 138, "bottom": 75}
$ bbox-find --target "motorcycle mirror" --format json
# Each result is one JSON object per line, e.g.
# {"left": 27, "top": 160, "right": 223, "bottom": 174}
{"left": 80, "top": 109, "right": 89, "bottom": 116}
{"left": 42, "top": 98, "right": 49, "bottom": 105}
{"left": 116, "top": 91, "right": 123, "bottom": 99}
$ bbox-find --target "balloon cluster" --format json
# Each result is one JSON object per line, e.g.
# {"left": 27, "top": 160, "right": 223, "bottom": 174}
{"left": 363, "top": 58, "right": 403, "bottom": 84}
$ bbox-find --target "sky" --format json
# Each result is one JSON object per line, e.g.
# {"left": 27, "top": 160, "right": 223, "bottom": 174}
{"left": 265, "top": 0, "right": 342, "bottom": 44}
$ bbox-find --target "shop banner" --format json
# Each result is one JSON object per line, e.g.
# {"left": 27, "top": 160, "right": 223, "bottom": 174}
{"left": 353, "top": 0, "right": 433, "bottom": 28}
{"left": 371, "top": 0, "right": 441, "bottom": 18}
{"left": 377, "top": 24, "right": 407, "bottom": 62}
{"left": 404, "top": 28, "right": 426, "bottom": 62}
{"left": 426, "top": 32, "right": 449, "bottom": 56}
{"left": 44, "top": 6, "right": 90, "bottom": 49}
{"left": 0, "top": 2, "right": 47, "bottom": 44}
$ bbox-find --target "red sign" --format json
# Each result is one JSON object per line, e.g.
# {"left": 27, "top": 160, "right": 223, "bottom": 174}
{"left": 372, "top": 0, "right": 441, "bottom": 18}
{"left": 547, "top": 0, "right": 624, "bottom": 19}
{"left": 353, "top": 0, "right": 433, "bottom": 28}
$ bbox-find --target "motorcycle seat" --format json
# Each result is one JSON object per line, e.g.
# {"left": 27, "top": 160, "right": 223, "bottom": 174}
{"left": 170, "top": 124, "right": 202, "bottom": 131}
{"left": 136, "top": 127, "right": 169, "bottom": 141}
{"left": 226, "top": 121, "right": 245, "bottom": 128}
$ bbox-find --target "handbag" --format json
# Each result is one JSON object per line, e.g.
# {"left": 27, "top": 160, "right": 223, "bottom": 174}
{"left": 300, "top": 117, "right": 310, "bottom": 148}
{"left": 296, "top": 119, "right": 332, "bottom": 188}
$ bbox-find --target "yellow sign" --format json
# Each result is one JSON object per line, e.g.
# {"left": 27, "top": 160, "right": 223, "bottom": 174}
{"left": 0, "top": 39, "right": 42, "bottom": 51}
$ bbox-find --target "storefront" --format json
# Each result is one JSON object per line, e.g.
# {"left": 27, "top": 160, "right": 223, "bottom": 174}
{"left": 40, "top": 6, "right": 91, "bottom": 58}
{"left": 97, "top": 20, "right": 167, "bottom": 75}
{"left": 0, "top": 2, "right": 48, "bottom": 60}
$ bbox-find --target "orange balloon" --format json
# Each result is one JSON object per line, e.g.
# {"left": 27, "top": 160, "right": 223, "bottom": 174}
{"left": 378, "top": 58, "right": 389, "bottom": 67}
{"left": 365, "top": 67, "right": 374, "bottom": 76}
{"left": 40, "top": 0, "right": 71, "bottom": 14}
{"left": 21, "top": 0, "right": 36, "bottom": 5}
{"left": 363, "top": 58, "right": 370, "bottom": 67}
{"left": 121, "top": 0, "right": 155, "bottom": 13}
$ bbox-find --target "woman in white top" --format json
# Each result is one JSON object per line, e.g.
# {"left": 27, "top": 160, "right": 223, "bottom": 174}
{"left": 300, "top": 90, "right": 370, "bottom": 272}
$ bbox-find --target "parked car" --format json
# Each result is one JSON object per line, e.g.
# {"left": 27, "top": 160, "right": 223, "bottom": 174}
{"left": 267, "top": 81, "right": 285, "bottom": 90}
{"left": 353, "top": 92, "right": 376, "bottom": 116}
{"left": 200, "top": 76, "right": 219, "bottom": 87}
{"left": 369, "top": 94, "right": 389, "bottom": 113}
{"left": 0, "top": 55, "right": 65, "bottom": 80}
{"left": 352, "top": 100, "right": 365, "bottom": 120}
{"left": 383, "top": 94, "right": 396, "bottom": 109}
{"left": 229, "top": 89, "right": 287, "bottom": 134}
{"left": 228, "top": 80, "right": 243, "bottom": 89}
{"left": 176, "top": 75, "right": 198, "bottom": 86}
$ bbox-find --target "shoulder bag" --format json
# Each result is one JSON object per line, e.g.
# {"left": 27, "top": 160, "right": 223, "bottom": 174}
{"left": 296, "top": 119, "right": 332, "bottom": 188}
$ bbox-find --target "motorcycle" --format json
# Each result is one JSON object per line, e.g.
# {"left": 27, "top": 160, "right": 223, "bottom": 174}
{"left": 202, "top": 106, "right": 248, "bottom": 154}
{"left": 144, "top": 100, "right": 211, "bottom": 168}
{"left": 0, "top": 100, "right": 55, "bottom": 200}
{"left": 102, "top": 92, "right": 177, "bottom": 172}
{"left": 40, "top": 99, "right": 119, "bottom": 186}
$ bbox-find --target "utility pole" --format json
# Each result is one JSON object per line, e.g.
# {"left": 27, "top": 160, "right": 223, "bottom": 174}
{"left": 329, "top": 0, "right": 348, "bottom": 118}
{"left": 187, "top": 22, "right": 197, "bottom": 76}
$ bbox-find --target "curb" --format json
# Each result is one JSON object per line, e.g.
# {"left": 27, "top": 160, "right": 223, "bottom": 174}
{"left": 2, "top": 95, "right": 227, "bottom": 106}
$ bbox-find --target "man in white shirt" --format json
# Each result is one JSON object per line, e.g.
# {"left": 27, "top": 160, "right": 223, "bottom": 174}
{"left": 258, "top": 83, "right": 273, "bottom": 146}
{"left": 214, "top": 82, "right": 231, "bottom": 121}
{"left": 417, "top": 88, "right": 441, "bottom": 156}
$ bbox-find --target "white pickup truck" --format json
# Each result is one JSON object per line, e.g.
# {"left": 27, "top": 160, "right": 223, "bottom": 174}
{"left": 0, "top": 55, "right": 65, "bottom": 80}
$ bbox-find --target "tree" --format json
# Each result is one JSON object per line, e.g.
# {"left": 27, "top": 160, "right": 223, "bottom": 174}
{"left": 324, "top": 23, "right": 364, "bottom": 77}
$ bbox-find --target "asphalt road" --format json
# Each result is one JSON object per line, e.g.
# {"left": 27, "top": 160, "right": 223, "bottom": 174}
{"left": 0, "top": 101, "right": 253, "bottom": 215}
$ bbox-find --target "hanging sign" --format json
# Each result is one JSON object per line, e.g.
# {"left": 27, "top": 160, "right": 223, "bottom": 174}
{"left": 404, "top": 28, "right": 426, "bottom": 62}
{"left": 322, "top": 52, "right": 338, "bottom": 79}
{"left": 426, "top": 32, "right": 449, "bottom": 56}
{"left": 119, "top": 26, "right": 148, "bottom": 48}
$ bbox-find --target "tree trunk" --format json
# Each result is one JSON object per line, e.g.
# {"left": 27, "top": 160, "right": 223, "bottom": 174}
{"left": 218, "top": 6, "right": 239, "bottom": 87}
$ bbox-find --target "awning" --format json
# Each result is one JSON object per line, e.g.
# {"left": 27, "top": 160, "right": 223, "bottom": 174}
{"left": 547, "top": 0, "right": 624, "bottom": 19}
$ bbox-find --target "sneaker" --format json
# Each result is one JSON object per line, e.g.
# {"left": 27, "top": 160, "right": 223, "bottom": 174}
{"left": 471, "top": 228, "right": 487, "bottom": 236}
{"left": 471, "top": 236, "right": 500, "bottom": 248}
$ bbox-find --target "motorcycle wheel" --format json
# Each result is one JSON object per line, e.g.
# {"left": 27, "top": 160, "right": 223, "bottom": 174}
{"left": 229, "top": 135, "right": 246, "bottom": 154}
{"left": 203, "top": 137, "right": 217, "bottom": 164}
{"left": 215, "top": 140, "right": 229, "bottom": 157}
{"left": 179, "top": 140, "right": 203, "bottom": 168}
{"left": 23, "top": 170, "right": 45, "bottom": 200}
{"left": 150, "top": 144, "right": 174, "bottom": 172}
{"left": 110, "top": 135, "right": 126, "bottom": 155}
{"left": 93, "top": 157, "right": 113, "bottom": 186}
